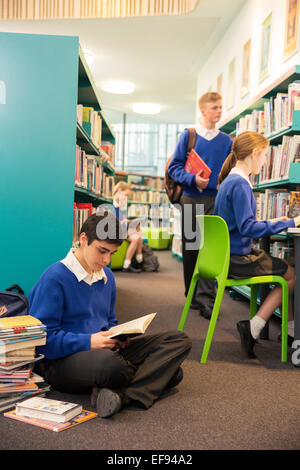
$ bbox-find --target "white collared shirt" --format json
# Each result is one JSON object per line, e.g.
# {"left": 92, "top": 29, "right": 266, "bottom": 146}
{"left": 196, "top": 123, "right": 220, "bottom": 141}
{"left": 229, "top": 167, "right": 253, "bottom": 189}
{"left": 60, "top": 249, "right": 107, "bottom": 286}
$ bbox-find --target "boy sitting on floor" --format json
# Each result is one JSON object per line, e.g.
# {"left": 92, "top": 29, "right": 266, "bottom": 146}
{"left": 29, "top": 211, "right": 192, "bottom": 418}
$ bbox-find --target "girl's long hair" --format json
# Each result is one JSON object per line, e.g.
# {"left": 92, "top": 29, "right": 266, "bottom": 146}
{"left": 218, "top": 131, "right": 269, "bottom": 185}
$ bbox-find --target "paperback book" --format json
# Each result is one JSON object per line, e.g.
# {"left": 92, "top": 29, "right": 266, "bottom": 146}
{"left": 14, "top": 396, "right": 83, "bottom": 423}
{"left": 108, "top": 313, "right": 157, "bottom": 340}
{"left": 184, "top": 149, "right": 211, "bottom": 179}
{"left": 4, "top": 409, "right": 97, "bottom": 432}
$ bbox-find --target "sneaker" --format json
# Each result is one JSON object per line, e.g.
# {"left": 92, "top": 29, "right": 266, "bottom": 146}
{"left": 91, "top": 387, "right": 129, "bottom": 418}
{"left": 166, "top": 367, "right": 183, "bottom": 389}
{"left": 122, "top": 265, "right": 142, "bottom": 273}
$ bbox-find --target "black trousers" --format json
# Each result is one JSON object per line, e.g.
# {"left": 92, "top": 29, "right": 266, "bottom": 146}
{"left": 42, "top": 330, "right": 192, "bottom": 409}
{"left": 180, "top": 194, "right": 216, "bottom": 311}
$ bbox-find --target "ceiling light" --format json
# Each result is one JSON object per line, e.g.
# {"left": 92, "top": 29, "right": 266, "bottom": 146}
{"left": 101, "top": 80, "right": 135, "bottom": 94}
{"left": 132, "top": 103, "right": 161, "bottom": 115}
{"left": 83, "top": 49, "right": 96, "bottom": 66}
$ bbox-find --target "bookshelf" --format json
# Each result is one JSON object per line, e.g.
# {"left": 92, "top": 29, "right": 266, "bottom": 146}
{"left": 115, "top": 171, "right": 172, "bottom": 245}
{"left": 219, "top": 66, "right": 300, "bottom": 317}
{"left": 0, "top": 32, "right": 115, "bottom": 293}
{"left": 220, "top": 65, "right": 300, "bottom": 135}
{"left": 73, "top": 46, "right": 116, "bottom": 245}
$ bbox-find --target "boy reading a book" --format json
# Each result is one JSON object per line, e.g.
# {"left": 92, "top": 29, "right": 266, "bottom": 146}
{"left": 28, "top": 212, "right": 192, "bottom": 418}
{"left": 168, "top": 92, "right": 232, "bottom": 319}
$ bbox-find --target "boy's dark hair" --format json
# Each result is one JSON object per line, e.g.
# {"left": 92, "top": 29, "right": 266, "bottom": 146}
{"left": 80, "top": 211, "right": 125, "bottom": 246}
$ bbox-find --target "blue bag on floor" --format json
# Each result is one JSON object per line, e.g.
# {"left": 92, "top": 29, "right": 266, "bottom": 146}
{"left": 0, "top": 284, "right": 29, "bottom": 318}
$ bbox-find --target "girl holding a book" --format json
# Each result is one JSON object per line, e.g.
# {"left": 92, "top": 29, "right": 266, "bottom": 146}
{"left": 214, "top": 131, "right": 300, "bottom": 358}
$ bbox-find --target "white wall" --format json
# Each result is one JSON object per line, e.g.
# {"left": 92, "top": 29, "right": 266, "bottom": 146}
{"left": 196, "top": 0, "right": 300, "bottom": 125}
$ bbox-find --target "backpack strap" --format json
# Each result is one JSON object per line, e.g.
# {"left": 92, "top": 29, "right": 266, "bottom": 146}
{"left": 6, "top": 284, "right": 25, "bottom": 295}
{"left": 186, "top": 128, "right": 197, "bottom": 154}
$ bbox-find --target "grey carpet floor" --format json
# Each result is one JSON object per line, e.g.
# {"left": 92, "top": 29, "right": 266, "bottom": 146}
{"left": 1, "top": 250, "right": 299, "bottom": 450}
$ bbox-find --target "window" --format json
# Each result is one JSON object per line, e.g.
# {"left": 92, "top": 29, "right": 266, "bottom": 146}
{"left": 105, "top": 109, "right": 192, "bottom": 176}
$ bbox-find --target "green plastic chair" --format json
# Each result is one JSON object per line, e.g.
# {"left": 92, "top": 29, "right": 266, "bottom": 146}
{"left": 110, "top": 240, "right": 130, "bottom": 270}
{"left": 178, "top": 215, "right": 289, "bottom": 363}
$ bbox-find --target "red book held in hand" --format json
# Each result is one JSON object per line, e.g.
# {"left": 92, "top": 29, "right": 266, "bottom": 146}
{"left": 184, "top": 149, "right": 211, "bottom": 179}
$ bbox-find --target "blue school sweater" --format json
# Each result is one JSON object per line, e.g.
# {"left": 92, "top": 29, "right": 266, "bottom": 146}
{"left": 168, "top": 129, "right": 232, "bottom": 197}
{"left": 28, "top": 262, "right": 118, "bottom": 360}
{"left": 214, "top": 174, "right": 295, "bottom": 255}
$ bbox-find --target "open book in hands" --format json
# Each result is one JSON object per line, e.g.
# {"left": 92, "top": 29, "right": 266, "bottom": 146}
{"left": 108, "top": 313, "right": 157, "bottom": 340}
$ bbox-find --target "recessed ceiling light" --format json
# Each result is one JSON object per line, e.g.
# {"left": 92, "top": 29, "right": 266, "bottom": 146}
{"left": 83, "top": 49, "right": 96, "bottom": 66}
{"left": 101, "top": 80, "right": 135, "bottom": 94}
{"left": 132, "top": 103, "right": 161, "bottom": 115}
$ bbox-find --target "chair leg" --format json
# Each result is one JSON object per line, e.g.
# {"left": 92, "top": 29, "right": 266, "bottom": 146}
{"left": 200, "top": 283, "right": 225, "bottom": 364}
{"left": 178, "top": 277, "right": 198, "bottom": 331}
{"left": 250, "top": 285, "right": 258, "bottom": 319}
{"left": 281, "top": 283, "right": 289, "bottom": 362}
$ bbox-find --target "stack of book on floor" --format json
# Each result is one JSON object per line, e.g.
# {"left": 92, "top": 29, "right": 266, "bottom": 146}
{"left": 0, "top": 315, "right": 50, "bottom": 412}
{"left": 4, "top": 396, "right": 98, "bottom": 432}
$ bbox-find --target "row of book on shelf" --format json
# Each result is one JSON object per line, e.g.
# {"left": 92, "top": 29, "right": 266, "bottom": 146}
{"left": 236, "top": 81, "right": 300, "bottom": 137}
{"left": 77, "top": 104, "right": 116, "bottom": 167}
{"left": 130, "top": 190, "right": 169, "bottom": 204}
{"left": 73, "top": 202, "right": 94, "bottom": 246}
{"left": 254, "top": 190, "right": 300, "bottom": 264}
{"left": 127, "top": 174, "right": 165, "bottom": 191}
{"left": 77, "top": 104, "right": 102, "bottom": 150}
{"left": 0, "top": 315, "right": 97, "bottom": 431}
{"left": 254, "top": 190, "right": 300, "bottom": 221}
{"left": 249, "top": 135, "right": 300, "bottom": 185}
{"left": 75, "top": 145, "right": 115, "bottom": 199}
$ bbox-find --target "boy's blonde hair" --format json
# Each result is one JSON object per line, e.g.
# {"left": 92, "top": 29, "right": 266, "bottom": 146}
{"left": 113, "top": 181, "right": 131, "bottom": 196}
{"left": 218, "top": 131, "right": 269, "bottom": 185}
{"left": 198, "top": 92, "right": 222, "bottom": 110}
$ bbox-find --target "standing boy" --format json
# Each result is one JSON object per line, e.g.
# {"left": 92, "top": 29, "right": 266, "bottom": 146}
{"left": 168, "top": 92, "right": 232, "bottom": 318}
{"left": 29, "top": 212, "right": 192, "bottom": 418}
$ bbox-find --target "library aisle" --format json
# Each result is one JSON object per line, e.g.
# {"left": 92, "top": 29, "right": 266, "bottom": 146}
{"left": 1, "top": 251, "right": 299, "bottom": 451}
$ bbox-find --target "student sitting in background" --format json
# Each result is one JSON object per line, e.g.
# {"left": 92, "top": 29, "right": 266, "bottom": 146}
{"left": 28, "top": 212, "right": 192, "bottom": 418}
{"left": 214, "top": 131, "right": 300, "bottom": 358}
{"left": 113, "top": 181, "right": 144, "bottom": 273}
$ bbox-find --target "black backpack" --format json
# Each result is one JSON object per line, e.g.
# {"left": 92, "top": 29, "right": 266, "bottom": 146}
{"left": 141, "top": 245, "right": 160, "bottom": 272}
{"left": 0, "top": 284, "right": 29, "bottom": 318}
{"left": 163, "top": 128, "right": 197, "bottom": 204}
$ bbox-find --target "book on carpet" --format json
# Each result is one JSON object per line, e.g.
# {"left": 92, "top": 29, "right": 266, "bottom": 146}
{"left": 4, "top": 409, "right": 97, "bottom": 432}
{"left": 14, "top": 396, "right": 83, "bottom": 423}
{"left": 184, "top": 148, "right": 212, "bottom": 179}
{"left": 0, "top": 385, "right": 50, "bottom": 413}
{"left": 108, "top": 312, "right": 157, "bottom": 340}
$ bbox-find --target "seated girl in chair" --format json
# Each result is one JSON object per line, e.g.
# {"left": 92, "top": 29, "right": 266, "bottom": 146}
{"left": 214, "top": 131, "right": 300, "bottom": 358}
{"left": 113, "top": 181, "right": 144, "bottom": 273}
